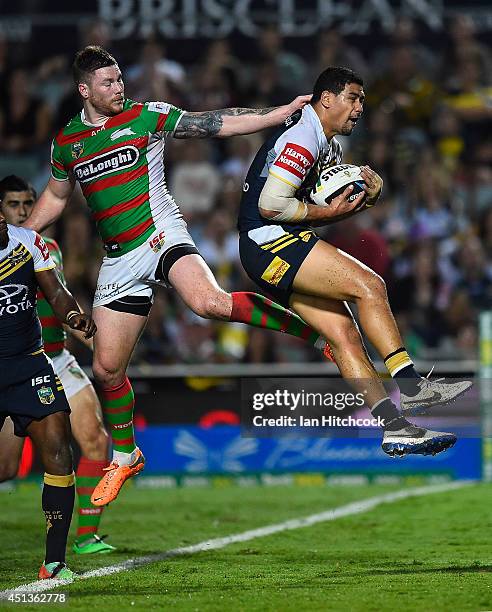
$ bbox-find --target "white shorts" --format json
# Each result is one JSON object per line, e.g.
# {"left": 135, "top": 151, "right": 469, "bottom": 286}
{"left": 93, "top": 220, "right": 197, "bottom": 308}
{"left": 52, "top": 349, "right": 92, "bottom": 400}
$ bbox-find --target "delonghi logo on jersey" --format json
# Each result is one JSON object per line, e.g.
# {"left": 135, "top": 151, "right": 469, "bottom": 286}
{"left": 110, "top": 127, "right": 136, "bottom": 141}
{"left": 0, "top": 284, "right": 32, "bottom": 316}
{"left": 73, "top": 145, "right": 139, "bottom": 183}
{"left": 71, "top": 141, "right": 84, "bottom": 159}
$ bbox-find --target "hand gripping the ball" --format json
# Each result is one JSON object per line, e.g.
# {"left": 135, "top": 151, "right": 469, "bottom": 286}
{"left": 326, "top": 184, "right": 366, "bottom": 219}
{"left": 360, "top": 165, "right": 383, "bottom": 205}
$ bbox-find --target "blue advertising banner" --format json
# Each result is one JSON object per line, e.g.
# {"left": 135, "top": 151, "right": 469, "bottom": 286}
{"left": 136, "top": 425, "right": 481, "bottom": 480}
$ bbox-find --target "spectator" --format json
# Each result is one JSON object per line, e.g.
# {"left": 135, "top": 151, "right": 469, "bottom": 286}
{"left": 126, "top": 38, "right": 186, "bottom": 105}
{"left": 455, "top": 236, "right": 492, "bottom": 309}
{"left": 390, "top": 240, "right": 449, "bottom": 348}
{"left": 254, "top": 25, "right": 308, "bottom": 92}
{"left": 0, "top": 68, "right": 52, "bottom": 154}
{"left": 311, "top": 28, "right": 368, "bottom": 84}
{"left": 169, "top": 140, "right": 221, "bottom": 221}
{"left": 441, "top": 14, "right": 492, "bottom": 88}
{"left": 196, "top": 208, "right": 241, "bottom": 291}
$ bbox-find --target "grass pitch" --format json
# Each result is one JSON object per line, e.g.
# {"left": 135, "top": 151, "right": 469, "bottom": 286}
{"left": 1, "top": 480, "right": 491, "bottom": 611}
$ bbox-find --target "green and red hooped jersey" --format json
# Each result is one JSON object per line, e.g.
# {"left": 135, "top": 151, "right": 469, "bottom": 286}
{"left": 37, "top": 237, "right": 66, "bottom": 357}
{"left": 50, "top": 99, "right": 185, "bottom": 257}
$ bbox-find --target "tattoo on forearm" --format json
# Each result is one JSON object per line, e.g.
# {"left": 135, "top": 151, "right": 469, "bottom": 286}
{"left": 174, "top": 107, "right": 276, "bottom": 138}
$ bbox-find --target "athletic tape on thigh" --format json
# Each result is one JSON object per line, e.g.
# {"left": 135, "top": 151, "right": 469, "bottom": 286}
{"left": 156, "top": 244, "right": 200, "bottom": 283}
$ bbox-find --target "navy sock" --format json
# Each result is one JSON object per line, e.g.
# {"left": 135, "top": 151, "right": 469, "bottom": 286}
{"left": 43, "top": 474, "right": 75, "bottom": 564}
{"left": 394, "top": 365, "right": 422, "bottom": 396}
{"left": 371, "top": 398, "right": 410, "bottom": 431}
{"left": 384, "top": 348, "right": 422, "bottom": 396}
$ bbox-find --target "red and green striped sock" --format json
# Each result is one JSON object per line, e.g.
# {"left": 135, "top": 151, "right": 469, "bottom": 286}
{"left": 101, "top": 377, "right": 136, "bottom": 455}
{"left": 230, "top": 292, "right": 321, "bottom": 345}
{"left": 75, "top": 457, "right": 107, "bottom": 543}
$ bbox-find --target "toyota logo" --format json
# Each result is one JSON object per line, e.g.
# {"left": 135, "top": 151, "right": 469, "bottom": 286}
{"left": 0, "top": 284, "right": 28, "bottom": 305}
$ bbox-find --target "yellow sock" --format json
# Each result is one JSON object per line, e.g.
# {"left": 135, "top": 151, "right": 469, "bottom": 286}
{"left": 384, "top": 348, "right": 414, "bottom": 377}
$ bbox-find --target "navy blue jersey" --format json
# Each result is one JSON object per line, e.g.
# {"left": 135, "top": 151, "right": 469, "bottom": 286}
{"left": 238, "top": 105, "right": 342, "bottom": 234}
{"left": 0, "top": 225, "right": 56, "bottom": 358}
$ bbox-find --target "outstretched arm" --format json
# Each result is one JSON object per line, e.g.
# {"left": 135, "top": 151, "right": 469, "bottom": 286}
{"left": 174, "top": 95, "right": 312, "bottom": 139}
{"left": 24, "top": 176, "right": 74, "bottom": 232}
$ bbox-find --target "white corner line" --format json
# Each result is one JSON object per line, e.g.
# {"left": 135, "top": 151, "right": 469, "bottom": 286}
{"left": 0, "top": 480, "right": 474, "bottom": 598}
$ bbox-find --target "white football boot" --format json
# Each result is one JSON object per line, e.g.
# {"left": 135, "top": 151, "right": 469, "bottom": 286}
{"left": 382, "top": 425, "right": 457, "bottom": 457}
{"left": 399, "top": 369, "right": 472, "bottom": 416}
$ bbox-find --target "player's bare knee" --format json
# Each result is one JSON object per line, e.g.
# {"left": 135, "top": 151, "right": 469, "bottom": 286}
{"left": 358, "top": 271, "right": 387, "bottom": 303}
{"left": 326, "top": 321, "right": 363, "bottom": 354}
{"left": 43, "top": 443, "right": 73, "bottom": 476}
{"left": 191, "top": 293, "right": 229, "bottom": 320}
{"left": 92, "top": 361, "right": 124, "bottom": 389}
{"left": 79, "top": 428, "right": 109, "bottom": 461}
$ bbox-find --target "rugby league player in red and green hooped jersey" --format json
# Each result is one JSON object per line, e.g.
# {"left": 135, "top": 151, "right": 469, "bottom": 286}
{"left": 26, "top": 46, "right": 334, "bottom": 507}
{"left": 0, "top": 175, "right": 115, "bottom": 554}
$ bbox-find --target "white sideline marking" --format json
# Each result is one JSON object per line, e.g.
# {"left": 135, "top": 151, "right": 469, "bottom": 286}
{"left": 0, "top": 480, "right": 473, "bottom": 598}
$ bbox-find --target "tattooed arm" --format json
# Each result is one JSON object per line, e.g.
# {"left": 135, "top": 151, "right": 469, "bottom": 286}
{"left": 174, "top": 95, "right": 312, "bottom": 139}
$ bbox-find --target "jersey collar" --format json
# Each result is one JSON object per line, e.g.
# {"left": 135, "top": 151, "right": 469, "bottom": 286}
{"left": 80, "top": 108, "right": 108, "bottom": 128}
{"left": 304, "top": 104, "right": 329, "bottom": 149}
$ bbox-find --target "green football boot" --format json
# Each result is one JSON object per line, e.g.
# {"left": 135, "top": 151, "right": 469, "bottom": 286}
{"left": 73, "top": 534, "right": 116, "bottom": 554}
{"left": 38, "top": 562, "right": 76, "bottom": 580}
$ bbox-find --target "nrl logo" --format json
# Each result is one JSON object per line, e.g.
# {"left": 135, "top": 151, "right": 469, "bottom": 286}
{"left": 38, "top": 386, "right": 55, "bottom": 405}
{"left": 71, "top": 141, "right": 84, "bottom": 160}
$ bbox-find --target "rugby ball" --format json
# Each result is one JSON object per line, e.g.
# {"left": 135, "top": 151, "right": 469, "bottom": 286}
{"left": 310, "top": 164, "right": 366, "bottom": 211}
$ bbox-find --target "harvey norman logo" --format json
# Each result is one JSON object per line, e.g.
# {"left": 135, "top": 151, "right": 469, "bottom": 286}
{"left": 273, "top": 142, "right": 314, "bottom": 180}
{"left": 73, "top": 145, "right": 139, "bottom": 183}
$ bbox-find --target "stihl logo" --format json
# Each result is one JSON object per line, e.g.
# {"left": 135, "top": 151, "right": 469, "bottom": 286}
{"left": 74, "top": 146, "right": 139, "bottom": 183}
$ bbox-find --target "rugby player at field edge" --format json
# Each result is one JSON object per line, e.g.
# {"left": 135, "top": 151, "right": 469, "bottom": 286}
{"left": 25, "top": 45, "right": 338, "bottom": 507}
{"left": 237, "top": 66, "right": 472, "bottom": 457}
{"left": 0, "top": 174, "right": 115, "bottom": 555}
{"left": 0, "top": 207, "right": 96, "bottom": 579}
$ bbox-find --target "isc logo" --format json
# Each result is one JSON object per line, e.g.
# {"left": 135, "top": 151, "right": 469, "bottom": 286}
{"left": 149, "top": 231, "right": 165, "bottom": 253}
{"left": 32, "top": 375, "right": 51, "bottom": 386}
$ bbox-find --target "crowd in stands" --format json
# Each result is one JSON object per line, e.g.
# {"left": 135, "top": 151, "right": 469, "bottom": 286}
{"left": 0, "top": 15, "right": 491, "bottom": 365}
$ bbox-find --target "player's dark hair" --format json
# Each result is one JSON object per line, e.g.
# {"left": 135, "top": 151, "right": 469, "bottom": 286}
{"left": 312, "top": 67, "right": 363, "bottom": 103}
{"left": 72, "top": 45, "right": 117, "bottom": 85}
{"left": 0, "top": 175, "right": 33, "bottom": 201}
